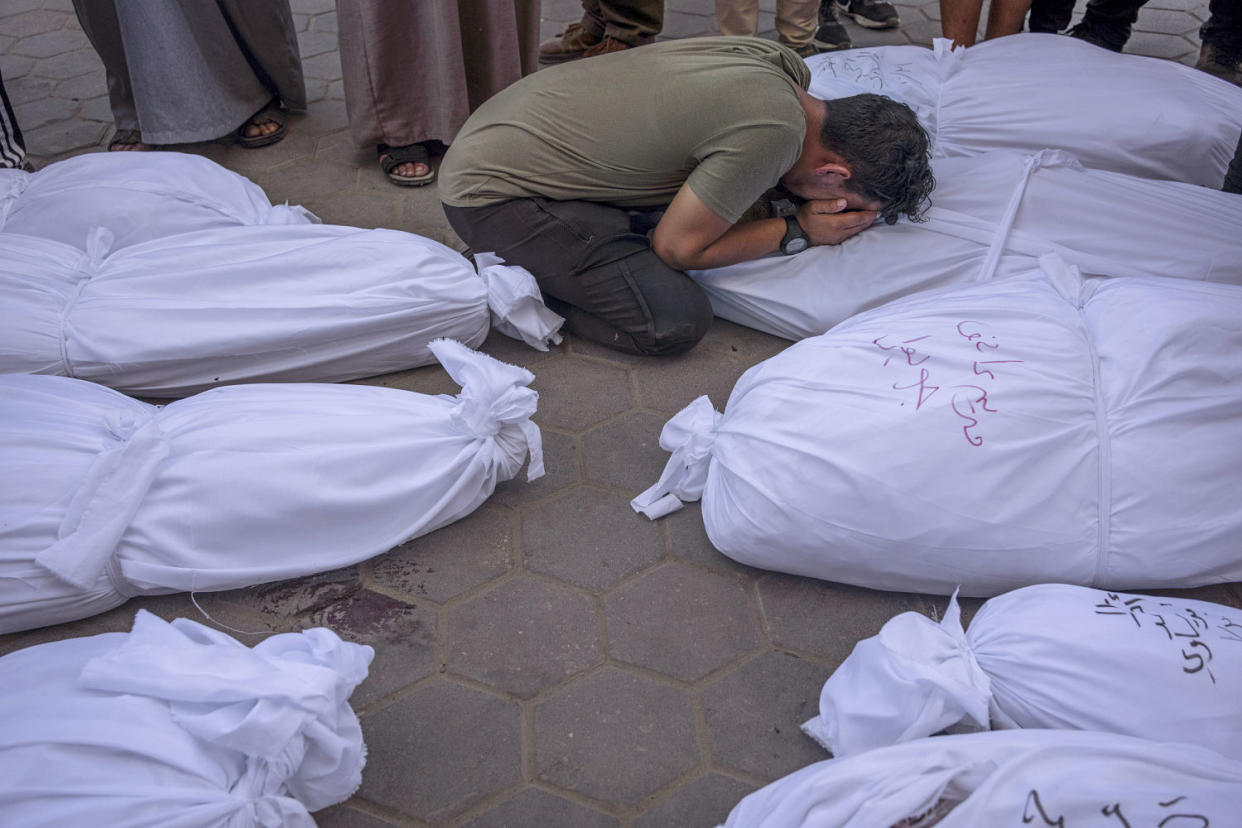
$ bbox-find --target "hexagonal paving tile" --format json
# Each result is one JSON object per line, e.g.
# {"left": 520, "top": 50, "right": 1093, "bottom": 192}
{"left": 702, "top": 651, "right": 830, "bottom": 780}
{"left": 758, "top": 574, "right": 925, "bottom": 663}
{"left": 52, "top": 71, "right": 106, "bottom": 101}
{"left": 461, "top": 787, "right": 619, "bottom": 828}
{"left": 490, "top": 428, "right": 579, "bottom": 509}
{"left": 605, "top": 562, "right": 760, "bottom": 682}
{"left": 1125, "top": 30, "right": 1198, "bottom": 59}
{"left": 633, "top": 772, "right": 757, "bottom": 828}
{"left": 1134, "top": 6, "right": 1203, "bottom": 34}
{"left": 534, "top": 667, "right": 699, "bottom": 806}
{"left": 296, "top": 28, "right": 339, "bottom": 58}
{"left": 300, "top": 50, "right": 342, "bottom": 81}
{"left": 312, "top": 805, "right": 398, "bottom": 827}
{"left": 529, "top": 356, "right": 632, "bottom": 432}
{"left": 368, "top": 506, "right": 514, "bottom": 604}
{"left": 634, "top": 346, "right": 748, "bottom": 416}
{"left": 446, "top": 576, "right": 601, "bottom": 698}
{"left": 30, "top": 48, "right": 99, "bottom": 79}
{"left": 359, "top": 679, "right": 522, "bottom": 822}
{"left": 309, "top": 589, "right": 436, "bottom": 707}
{"left": 524, "top": 487, "right": 662, "bottom": 592}
{"left": 664, "top": 503, "right": 765, "bottom": 579}
{"left": 22, "top": 118, "right": 104, "bottom": 154}
{"left": 698, "top": 318, "right": 787, "bottom": 364}
{"left": 11, "top": 94, "right": 76, "bottom": 130}
{"left": 11, "top": 28, "right": 81, "bottom": 59}
{"left": 205, "top": 565, "right": 362, "bottom": 619}
{"left": 1, "top": 9, "right": 69, "bottom": 38}
{"left": 581, "top": 410, "right": 674, "bottom": 494}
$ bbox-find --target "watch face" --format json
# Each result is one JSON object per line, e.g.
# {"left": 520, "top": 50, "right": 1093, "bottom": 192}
{"left": 784, "top": 236, "right": 808, "bottom": 254}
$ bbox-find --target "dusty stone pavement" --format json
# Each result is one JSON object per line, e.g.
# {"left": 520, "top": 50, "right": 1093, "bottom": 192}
{"left": 1, "top": 0, "right": 1237, "bottom": 826}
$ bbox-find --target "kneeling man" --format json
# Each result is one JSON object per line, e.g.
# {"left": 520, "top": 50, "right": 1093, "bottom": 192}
{"left": 440, "top": 37, "right": 934, "bottom": 356}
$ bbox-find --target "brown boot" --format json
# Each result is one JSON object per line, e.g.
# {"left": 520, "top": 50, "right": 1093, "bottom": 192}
{"left": 580, "top": 34, "right": 652, "bottom": 59}
{"left": 1196, "top": 42, "right": 1242, "bottom": 87}
{"left": 538, "top": 22, "right": 603, "bottom": 64}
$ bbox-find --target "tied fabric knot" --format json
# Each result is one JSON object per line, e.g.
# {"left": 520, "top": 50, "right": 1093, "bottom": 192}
{"left": 263, "top": 201, "right": 321, "bottom": 225}
{"left": 80, "top": 611, "right": 374, "bottom": 813}
{"left": 429, "top": 338, "right": 546, "bottom": 481}
{"left": 631, "top": 395, "right": 721, "bottom": 519}
{"left": 803, "top": 588, "right": 993, "bottom": 757}
{"left": 473, "top": 251, "right": 565, "bottom": 351}
{"left": 35, "top": 406, "right": 169, "bottom": 590}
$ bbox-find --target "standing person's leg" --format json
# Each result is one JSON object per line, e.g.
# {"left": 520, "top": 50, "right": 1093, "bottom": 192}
{"left": 338, "top": 0, "right": 472, "bottom": 186}
{"left": 837, "top": 0, "right": 899, "bottom": 30}
{"left": 940, "top": 0, "right": 985, "bottom": 46}
{"left": 541, "top": 0, "right": 661, "bottom": 63}
{"left": 1067, "top": 0, "right": 1147, "bottom": 51}
{"left": 983, "top": 0, "right": 1033, "bottom": 39}
{"left": 71, "top": 0, "right": 144, "bottom": 149}
{"left": 595, "top": 0, "right": 663, "bottom": 43}
{"left": 1196, "top": 0, "right": 1242, "bottom": 85}
{"left": 814, "top": 1, "right": 852, "bottom": 49}
{"left": 0, "top": 68, "right": 27, "bottom": 169}
{"left": 444, "top": 199, "right": 712, "bottom": 356}
{"left": 1027, "top": 0, "right": 1075, "bottom": 32}
{"left": 775, "top": 0, "right": 822, "bottom": 54}
{"left": 715, "top": 0, "right": 760, "bottom": 37}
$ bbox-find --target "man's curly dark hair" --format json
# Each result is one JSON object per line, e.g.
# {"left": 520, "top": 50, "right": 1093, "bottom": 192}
{"left": 820, "top": 94, "right": 934, "bottom": 225}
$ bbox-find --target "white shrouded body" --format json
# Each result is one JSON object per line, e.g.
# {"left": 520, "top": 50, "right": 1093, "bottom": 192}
{"left": 720, "top": 729, "right": 1242, "bottom": 828}
{"left": 806, "top": 34, "right": 1242, "bottom": 186}
{"left": 635, "top": 258, "right": 1242, "bottom": 596}
{"left": 0, "top": 610, "right": 372, "bottom": 828}
{"left": 0, "top": 340, "right": 544, "bottom": 633}
{"left": 0, "top": 151, "right": 318, "bottom": 249}
{"left": 690, "top": 150, "right": 1242, "bottom": 341}
{"left": 0, "top": 225, "right": 561, "bottom": 396}
{"left": 803, "top": 584, "right": 1242, "bottom": 761}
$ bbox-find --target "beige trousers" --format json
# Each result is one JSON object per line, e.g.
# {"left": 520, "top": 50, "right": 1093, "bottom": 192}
{"left": 715, "top": 0, "right": 819, "bottom": 46}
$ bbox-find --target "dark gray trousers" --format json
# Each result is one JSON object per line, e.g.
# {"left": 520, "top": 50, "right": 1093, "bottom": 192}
{"left": 444, "top": 198, "right": 712, "bottom": 356}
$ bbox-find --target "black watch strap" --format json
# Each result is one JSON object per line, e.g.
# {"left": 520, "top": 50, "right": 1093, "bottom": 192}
{"left": 780, "top": 214, "right": 809, "bottom": 255}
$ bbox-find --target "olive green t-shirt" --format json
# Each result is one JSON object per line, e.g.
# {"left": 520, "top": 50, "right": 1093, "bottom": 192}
{"left": 439, "top": 37, "right": 811, "bottom": 224}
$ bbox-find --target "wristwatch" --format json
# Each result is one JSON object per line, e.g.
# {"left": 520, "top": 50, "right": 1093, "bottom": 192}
{"left": 780, "top": 215, "right": 809, "bottom": 255}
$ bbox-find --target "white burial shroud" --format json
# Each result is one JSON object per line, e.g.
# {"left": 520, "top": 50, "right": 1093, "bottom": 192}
{"left": 805, "top": 34, "right": 1242, "bottom": 186}
{"left": 0, "top": 225, "right": 562, "bottom": 396}
{"left": 0, "top": 339, "right": 545, "bottom": 634}
{"left": 690, "top": 149, "right": 1242, "bottom": 340}
{"left": 634, "top": 257, "right": 1242, "bottom": 596}
{"left": 0, "top": 610, "right": 372, "bottom": 828}
{"left": 802, "top": 584, "right": 1242, "bottom": 761}
{"left": 720, "top": 729, "right": 1242, "bottom": 828}
{"left": 0, "top": 151, "right": 319, "bottom": 250}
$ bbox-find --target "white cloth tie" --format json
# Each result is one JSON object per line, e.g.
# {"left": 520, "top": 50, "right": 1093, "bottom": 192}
{"left": 473, "top": 251, "right": 565, "bottom": 351}
{"left": 631, "top": 395, "right": 721, "bottom": 519}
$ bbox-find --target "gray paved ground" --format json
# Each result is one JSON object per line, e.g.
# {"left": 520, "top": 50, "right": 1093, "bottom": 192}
{"left": 1, "top": 0, "right": 1238, "bottom": 826}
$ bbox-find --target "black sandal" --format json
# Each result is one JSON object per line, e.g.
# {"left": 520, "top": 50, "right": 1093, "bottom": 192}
{"left": 237, "top": 102, "right": 287, "bottom": 149}
{"left": 378, "top": 142, "right": 436, "bottom": 186}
